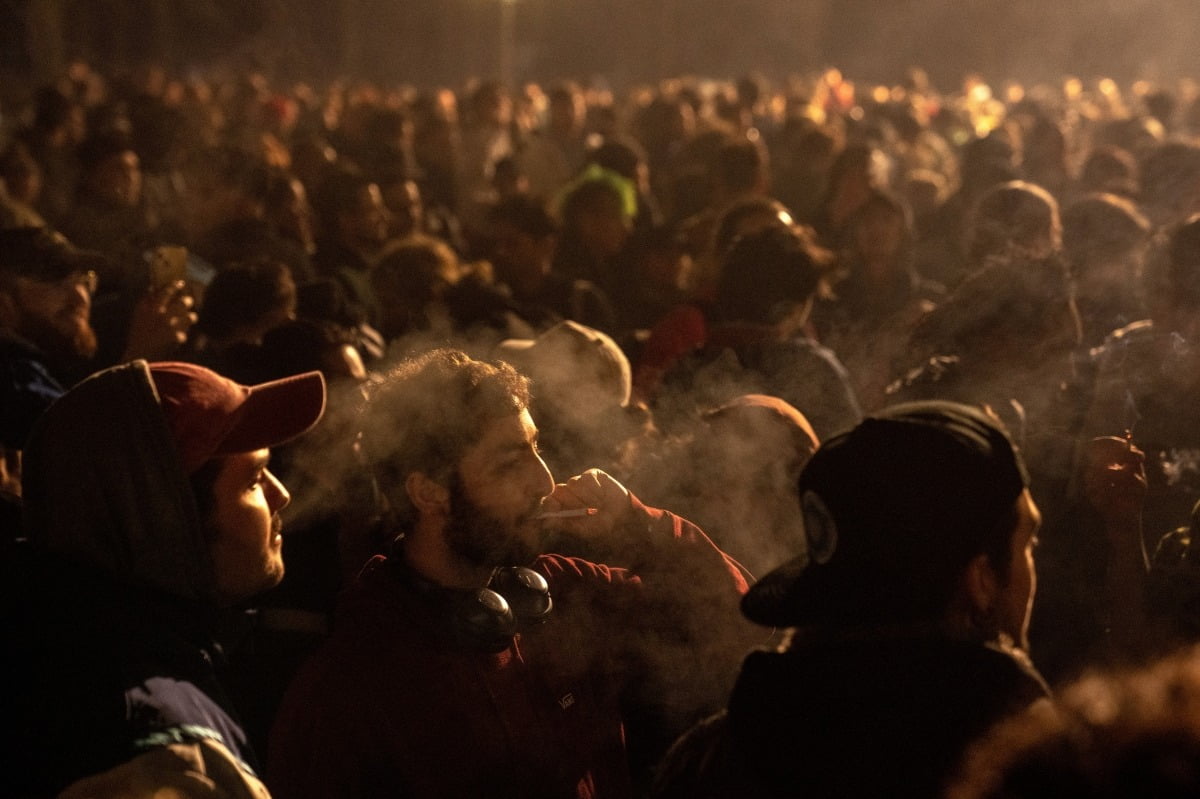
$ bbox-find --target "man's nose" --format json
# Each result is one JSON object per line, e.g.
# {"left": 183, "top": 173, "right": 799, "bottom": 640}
{"left": 530, "top": 452, "right": 555, "bottom": 501}
{"left": 264, "top": 469, "right": 292, "bottom": 514}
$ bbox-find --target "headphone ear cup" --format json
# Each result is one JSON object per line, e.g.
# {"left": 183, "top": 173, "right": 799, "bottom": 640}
{"left": 450, "top": 588, "right": 518, "bottom": 653}
{"left": 491, "top": 566, "right": 553, "bottom": 625}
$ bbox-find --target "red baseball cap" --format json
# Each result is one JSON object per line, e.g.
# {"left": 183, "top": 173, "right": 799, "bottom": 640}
{"left": 149, "top": 362, "right": 326, "bottom": 474}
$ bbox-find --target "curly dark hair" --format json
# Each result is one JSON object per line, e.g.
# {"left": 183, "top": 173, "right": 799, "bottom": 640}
{"left": 358, "top": 349, "right": 530, "bottom": 526}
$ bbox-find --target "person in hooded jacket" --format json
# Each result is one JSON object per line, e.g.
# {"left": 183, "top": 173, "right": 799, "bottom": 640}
{"left": 653, "top": 401, "right": 1050, "bottom": 799}
{"left": 3, "top": 359, "right": 325, "bottom": 798}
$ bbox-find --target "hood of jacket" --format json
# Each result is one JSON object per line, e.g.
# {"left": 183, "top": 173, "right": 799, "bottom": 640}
{"left": 21, "top": 360, "right": 217, "bottom": 602}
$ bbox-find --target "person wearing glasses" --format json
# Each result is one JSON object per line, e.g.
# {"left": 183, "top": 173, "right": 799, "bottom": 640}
{"left": 0, "top": 226, "right": 195, "bottom": 466}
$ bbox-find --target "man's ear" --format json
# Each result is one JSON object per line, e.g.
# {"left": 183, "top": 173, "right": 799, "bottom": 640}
{"left": 405, "top": 471, "right": 450, "bottom": 517}
{"left": 962, "top": 551, "right": 999, "bottom": 622}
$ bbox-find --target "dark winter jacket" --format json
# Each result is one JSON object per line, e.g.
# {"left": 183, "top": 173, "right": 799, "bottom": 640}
{"left": 3, "top": 361, "right": 267, "bottom": 797}
{"left": 268, "top": 498, "right": 756, "bottom": 799}
{"left": 654, "top": 632, "right": 1049, "bottom": 799}
{"left": 0, "top": 331, "right": 66, "bottom": 450}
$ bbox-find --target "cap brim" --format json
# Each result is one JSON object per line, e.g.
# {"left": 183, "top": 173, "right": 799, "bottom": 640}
{"left": 24, "top": 246, "right": 111, "bottom": 282}
{"left": 214, "top": 371, "right": 326, "bottom": 456}
{"left": 740, "top": 551, "right": 828, "bottom": 628}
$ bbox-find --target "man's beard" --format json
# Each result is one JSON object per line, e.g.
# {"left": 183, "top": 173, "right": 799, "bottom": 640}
{"left": 444, "top": 472, "right": 541, "bottom": 569}
{"left": 22, "top": 308, "right": 98, "bottom": 363}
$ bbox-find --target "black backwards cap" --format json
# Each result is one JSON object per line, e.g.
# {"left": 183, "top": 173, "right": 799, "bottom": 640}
{"left": 741, "top": 400, "right": 1030, "bottom": 629}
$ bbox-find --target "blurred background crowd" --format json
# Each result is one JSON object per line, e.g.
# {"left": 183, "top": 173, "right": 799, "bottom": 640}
{"left": 8, "top": 9, "right": 1200, "bottom": 792}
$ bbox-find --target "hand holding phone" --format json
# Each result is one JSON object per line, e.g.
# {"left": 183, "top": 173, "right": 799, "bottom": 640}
{"left": 147, "top": 246, "right": 188, "bottom": 290}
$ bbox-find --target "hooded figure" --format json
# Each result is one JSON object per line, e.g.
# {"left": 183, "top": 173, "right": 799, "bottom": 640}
{"left": 4, "top": 360, "right": 324, "bottom": 798}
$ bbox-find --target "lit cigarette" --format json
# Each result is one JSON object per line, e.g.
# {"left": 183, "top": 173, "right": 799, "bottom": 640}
{"left": 536, "top": 507, "right": 599, "bottom": 519}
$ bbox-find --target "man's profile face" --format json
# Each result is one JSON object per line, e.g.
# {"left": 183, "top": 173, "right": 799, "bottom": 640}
{"left": 6, "top": 270, "right": 99, "bottom": 361}
{"left": 446, "top": 408, "right": 555, "bottom": 568}
{"left": 205, "top": 448, "right": 292, "bottom": 605}
{"left": 89, "top": 150, "right": 142, "bottom": 207}
{"left": 997, "top": 488, "right": 1040, "bottom": 650}
{"left": 343, "top": 184, "right": 390, "bottom": 250}
{"left": 383, "top": 179, "right": 423, "bottom": 239}
{"left": 489, "top": 221, "right": 551, "bottom": 293}
{"left": 578, "top": 196, "right": 631, "bottom": 259}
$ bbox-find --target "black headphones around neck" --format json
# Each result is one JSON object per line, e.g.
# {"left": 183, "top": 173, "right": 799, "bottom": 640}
{"left": 389, "top": 557, "right": 554, "bottom": 653}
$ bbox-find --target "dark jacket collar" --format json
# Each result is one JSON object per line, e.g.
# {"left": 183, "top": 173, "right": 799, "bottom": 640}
{"left": 723, "top": 631, "right": 1049, "bottom": 797}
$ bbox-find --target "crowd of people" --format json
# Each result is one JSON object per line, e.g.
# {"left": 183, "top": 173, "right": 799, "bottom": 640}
{"left": 7, "top": 58, "right": 1200, "bottom": 796}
